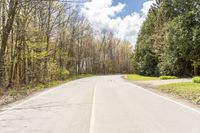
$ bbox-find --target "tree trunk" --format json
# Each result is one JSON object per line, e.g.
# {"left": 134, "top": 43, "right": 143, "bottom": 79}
{"left": 0, "top": 0, "right": 18, "bottom": 87}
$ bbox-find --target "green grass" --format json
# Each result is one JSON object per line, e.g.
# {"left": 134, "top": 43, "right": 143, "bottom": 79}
{"left": 159, "top": 82, "right": 200, "bottom": 104}
{"left": 193, "top": 77, "right": 200, "bottom": 83}
{"left": 159, "top": 76, "right": 177, "bottom": 80}
{"left": 126, "top": 74, "right": 159, "bottom": 81}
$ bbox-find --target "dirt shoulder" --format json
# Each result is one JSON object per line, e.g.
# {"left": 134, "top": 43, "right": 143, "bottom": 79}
{"left": 0, "top": 75, "right": 93, "bottom": 108}
{"left": 134, "top": 78, "right": 192, "bottom": 86}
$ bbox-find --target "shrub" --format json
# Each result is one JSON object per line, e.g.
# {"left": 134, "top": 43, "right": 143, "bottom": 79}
{"left": 60, "top": 69, "right": 70, "bottom": 79}
{"left": 160, "top": 76, "right": 177, "bottom": 80}
{"left": 48, "top": 61, "right": 60, "bottom": 80}
{"left": 193, "top": 77, "right": 200, "bottom": 83}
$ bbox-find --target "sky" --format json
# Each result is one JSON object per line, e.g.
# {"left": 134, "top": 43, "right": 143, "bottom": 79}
{"left": 81, "top": 0, "right": 155, "bottom": 46}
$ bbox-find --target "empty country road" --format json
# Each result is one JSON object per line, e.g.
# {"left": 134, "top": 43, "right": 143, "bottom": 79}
{"left": 0, "top": 75, "right": 200, "bottom": 133}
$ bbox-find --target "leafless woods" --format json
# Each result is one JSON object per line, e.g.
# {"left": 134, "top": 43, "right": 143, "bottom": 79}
{"left": 0, "top": 0, "right": 133, "bottom": 88}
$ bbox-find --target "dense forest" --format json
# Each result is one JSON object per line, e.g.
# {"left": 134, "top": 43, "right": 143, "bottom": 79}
{"left": 133, "top": 0, "right": 200, "bottom": 77}
{"left": 0, "top": 0, "right": 133, "bottom": 88}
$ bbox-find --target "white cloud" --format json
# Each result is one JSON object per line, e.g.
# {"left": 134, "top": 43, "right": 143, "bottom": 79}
{"left": 141, "top": 0, "right": 155, "bottom": 16}
{"left": 81, "top": 0, "right": 155, "bottom": 46}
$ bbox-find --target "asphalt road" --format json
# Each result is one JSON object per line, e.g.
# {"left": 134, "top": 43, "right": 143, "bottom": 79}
{"left": 0, "top": 75, "right": 200, "bottom": 133}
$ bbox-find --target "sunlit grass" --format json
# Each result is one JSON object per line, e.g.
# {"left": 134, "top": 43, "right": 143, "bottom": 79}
{"left": 160, "top": 82, "right": 200, "bottom": 104}
{"left": 159, "top": 76, "right": 177, "bottom": 80}
{"left": 126, "top": 74, "right": 159, "bottom": 81}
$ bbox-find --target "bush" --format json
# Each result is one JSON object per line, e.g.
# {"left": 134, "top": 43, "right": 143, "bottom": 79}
{"left": 48, "top": 61, "right": 60, "bottom": 80}
{"left": 193, "top": 77, "right": 200, "bottom": 83}
{"left": 60, "top": 69, "right": 70, "bottom": 79}
{"left": 160, "top": 76, "right": 177, "bottom": 80}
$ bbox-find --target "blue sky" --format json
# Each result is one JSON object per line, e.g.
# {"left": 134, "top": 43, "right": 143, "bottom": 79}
{"left": 113, "top": 0, "right": 149, "bottom": 18}
{"left": 82, "top": 0, "right": 155, "bottom": 46}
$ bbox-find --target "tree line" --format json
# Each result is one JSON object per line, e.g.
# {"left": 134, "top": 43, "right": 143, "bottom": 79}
{"left": 0, "top": 0, "right": 133, "bottom": 88}
{"left": 133, "top": 0, "right": 200, "bottom": 76}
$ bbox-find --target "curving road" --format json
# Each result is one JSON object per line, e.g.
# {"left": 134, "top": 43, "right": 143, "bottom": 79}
{"left": 0, "top": 75, "right": 200, "bottom": 133}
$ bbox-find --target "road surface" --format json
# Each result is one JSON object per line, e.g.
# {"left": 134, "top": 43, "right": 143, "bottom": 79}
{"left": 0, "top": 75, "right": 200, "bottom": 133}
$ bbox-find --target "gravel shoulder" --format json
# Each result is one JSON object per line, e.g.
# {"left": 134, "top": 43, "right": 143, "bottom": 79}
{"left": 128, "top": 78, "right": 200, "bottom": 110}
{"left": 134, "top": 78, "right": 192, "bottom": 86}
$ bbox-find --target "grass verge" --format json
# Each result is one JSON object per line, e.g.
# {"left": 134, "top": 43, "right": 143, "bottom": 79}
{"left": 126, "top": 74, "right": 159, "bottom": 81}
{"left": 0, "top": 74, "right": 93, "bottom": 106}
{"left": 193, "top": 77, "right": 200, "bottom": 83}
{"left": 159, "top": 82, "right": 200, "bottom": 104}
{"left": 159, "top": 76, "right": 177, "bottom": 80}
